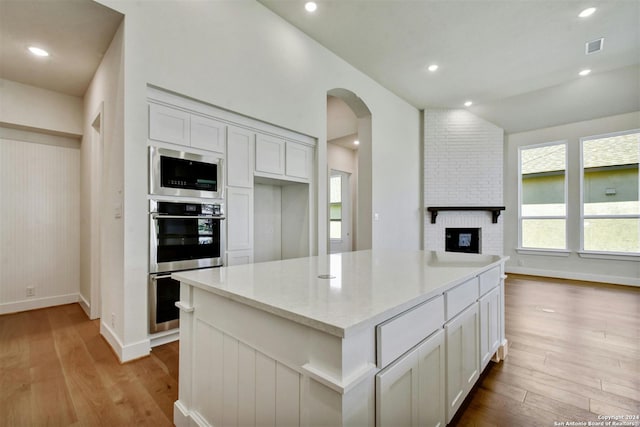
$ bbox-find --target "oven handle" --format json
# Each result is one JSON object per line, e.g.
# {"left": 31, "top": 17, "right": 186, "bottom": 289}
{"left": 151, "top": 214, "right": 225, "bottom": 220}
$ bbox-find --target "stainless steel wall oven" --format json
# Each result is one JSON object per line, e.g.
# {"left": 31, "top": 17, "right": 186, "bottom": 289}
{"left": 148, "top": 200, "right": 225, "bottom": 333}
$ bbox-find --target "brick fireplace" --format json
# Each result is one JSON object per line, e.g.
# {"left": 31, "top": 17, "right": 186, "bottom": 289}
{"left": 423, "top": 109, "right": 504, "bottom": 255}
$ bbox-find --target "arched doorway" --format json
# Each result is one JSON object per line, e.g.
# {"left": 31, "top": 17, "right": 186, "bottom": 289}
{"left": 326, "top": 88, "right": 372, "bottom": 253}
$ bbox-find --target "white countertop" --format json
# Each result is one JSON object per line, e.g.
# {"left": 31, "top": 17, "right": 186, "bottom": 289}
{"left": 173, "top": 250, "right": 506, "bottom": 338}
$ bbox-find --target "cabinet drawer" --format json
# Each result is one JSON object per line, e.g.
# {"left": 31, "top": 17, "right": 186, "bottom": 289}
{"left": 376, "top": 295, "right": 444, "bottom": 368}
{"left": 479, "top": 266, "right": 501, "bottom": 296}
{"left": 445, "top": 278, "right": 479, "bottom": 321}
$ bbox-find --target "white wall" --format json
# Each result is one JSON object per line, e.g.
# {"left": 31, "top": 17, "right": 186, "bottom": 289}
{"left": 81, "top": 22, "right": 129, "bottom": 356}
{"left": 0, "top": 79, "right": 83, "bottom": 136}
{"left": 424, "top": 109, "right": 504, "bottom": 255}
{"left": 96, "top": 0, "right": 421, "bottom": 360}
{"left": 0, "top": 129, "right": 80, "bottom": 314}
{"left": 0, "top": 80, "right": 83, "bottom": 315}
{"left": 505, "top": 111, "right": 640, "bottom": 286}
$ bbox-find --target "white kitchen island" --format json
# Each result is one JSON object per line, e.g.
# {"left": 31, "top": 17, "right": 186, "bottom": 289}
{"left": 172, "top": 250, "right": 508, "bottom": 427}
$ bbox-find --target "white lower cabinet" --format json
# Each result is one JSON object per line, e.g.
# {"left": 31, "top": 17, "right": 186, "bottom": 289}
{"left": 479, "top": 286, "right": 501, "bottom": 370}
{"left": 445, "top": 303, "right": 479, "bottom": 423}
{"left": 376, "top": 329, "right": 445, "bottom": 427}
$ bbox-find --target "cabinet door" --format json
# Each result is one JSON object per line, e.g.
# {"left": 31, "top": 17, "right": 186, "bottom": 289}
{"left": 285, "top": 141, "right": 312, "bottom": 180}
{"left": 418, "top": 330, "right": 446, "bottom": 427}
{"left": 376, "top": 330, "right": 445, "bottom": 427}
{"left": 191, "top": 114, "right": 226, "bottom": 153}
{"left": 376, "top": 346, "right": 419, "bottom": 427}
{"left": 149, "top": 103, "right": 190, "bottom": 146}
{"left": 227, "top": 126, "right": 254, "bottom": 188}
{"left": 479, "top": 286, "right": 501, "bottom": 370}
{"left": 255, "top": 134, "right": 285, "bottom": 176}
{"left": 226, "top": 187, "right": 253, "bottom": 251}
{"left": 445, "top": 303, "right": 479, "bottom": 423}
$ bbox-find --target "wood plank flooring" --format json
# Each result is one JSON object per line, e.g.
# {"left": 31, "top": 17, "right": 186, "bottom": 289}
{"left": 1, "top": 275, "right": 638, "bottom": 426}
{"left": 451, "top": 275, "right": 640, "bottom": 427}
{"left": 0, "top": 304, "right": 178, "bottom": 427}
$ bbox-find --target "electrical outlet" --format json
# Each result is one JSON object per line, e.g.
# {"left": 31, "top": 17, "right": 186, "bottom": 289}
{"left": 26, "top": 286, "right": 35, "bottom": 297}
{"left": 111, "top": 313, "right": 116, "bottom": 328}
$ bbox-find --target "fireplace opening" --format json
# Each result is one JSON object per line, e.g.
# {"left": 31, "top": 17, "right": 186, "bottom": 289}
{"left": 445, "top": 228, "right": 481, "bottom": 254}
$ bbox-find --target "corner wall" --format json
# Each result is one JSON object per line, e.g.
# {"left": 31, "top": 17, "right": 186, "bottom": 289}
{"left": 505, "top": 111, "right": 640, "bottom": 286}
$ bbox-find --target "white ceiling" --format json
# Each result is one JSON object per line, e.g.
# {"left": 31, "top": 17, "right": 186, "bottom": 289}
{"left": 1, "top": 1, "right": 637, "bottom": 133}
{"left": 259, "top": 0, "right": 640, "bottom": 133}
{"left": 0, "top": 0, "right": 123, "bottom": 97}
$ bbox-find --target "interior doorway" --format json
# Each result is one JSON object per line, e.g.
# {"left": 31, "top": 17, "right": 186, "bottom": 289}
{"left": 326, "top": 89, "right": 372, "bottom": 253}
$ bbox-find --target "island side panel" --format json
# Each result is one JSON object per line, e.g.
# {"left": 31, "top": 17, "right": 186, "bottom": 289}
{"left": 175, "top": 284, "right": 377, "bottom": 427}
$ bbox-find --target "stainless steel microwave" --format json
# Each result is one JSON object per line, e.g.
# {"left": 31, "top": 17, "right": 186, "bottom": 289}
{"left": 149, "top": 146, "right": 224, "bottom": 199}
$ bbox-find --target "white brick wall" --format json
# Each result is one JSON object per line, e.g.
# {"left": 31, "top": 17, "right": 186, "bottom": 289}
{"left": 424, "top": 109, "right": 504, "bottom": 254}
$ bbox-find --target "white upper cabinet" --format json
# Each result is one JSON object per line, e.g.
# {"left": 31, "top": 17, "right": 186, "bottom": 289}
{"left": 227, "top": 126, "right": 254, "bottom": 188}
{"left": 285, "top": 141, "right": 313, "bottom": 180}
{"left": 255, "top": 134, "right": 285, "bottom": 176}
{"left": 149, "top": 103, "right": 190, "bottom": 146}
{"left": 190, "top": 114, "right": 226, "bottom": 153}
{"left": 255, "top": 135, "right": 313, "bottom": 182}
{"left": 149, "top": 103, "right": 226, "bottom": 154}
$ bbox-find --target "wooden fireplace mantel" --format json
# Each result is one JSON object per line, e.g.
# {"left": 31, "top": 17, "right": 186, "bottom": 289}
{"left": 426, "top": 206, "right": 506, "bottom": 224}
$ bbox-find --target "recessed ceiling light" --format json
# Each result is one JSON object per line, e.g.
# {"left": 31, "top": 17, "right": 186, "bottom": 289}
{"left": 579, "top": 69, "right": 591, "bottom": 76}
{"left": 28, "top": 46, "right": 49, "bottom": 57}
{"left": 578, "top": 7, "right": 596, "bottom": 18}
{"left": 427, "top": 64, "right": 439, "bottom": 72}
{"left": 305, "top": 2, "right": 317, "bottom": 12}
{"left": 464, "top": 101, "right": 473, "bottom": 107}
{"left": 354, "top": 140, "right": 360, "bottom": 145}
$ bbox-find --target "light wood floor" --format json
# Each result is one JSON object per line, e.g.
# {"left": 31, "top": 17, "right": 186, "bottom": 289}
{"left": 451, "top": 275, "right": 640, "bottom": 426}
{"left": 1, "top": 276, "right": 638, "bottom": 426}
{"left": 0, "top": 304, "right": 178, "bottom": 426}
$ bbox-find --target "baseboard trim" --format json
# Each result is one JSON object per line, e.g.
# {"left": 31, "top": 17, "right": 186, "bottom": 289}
{"left": 100, "top": 321, "right": 151, "bottom": 363}
{"left": 0, "top": 293, "right": 79, "bottom": 315}
{"left": 79, "top": 294, "right": 91, "bottom": 318}
{"left": 506, "top": 266, "right": 640, "bottom": 287}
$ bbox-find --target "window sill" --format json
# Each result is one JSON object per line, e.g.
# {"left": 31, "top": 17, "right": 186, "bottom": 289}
{"left": 516, "top": 248, "right": 571, "bottom": 257}
{"left": 578, "top": 251, "right": 640, "bottom": 262}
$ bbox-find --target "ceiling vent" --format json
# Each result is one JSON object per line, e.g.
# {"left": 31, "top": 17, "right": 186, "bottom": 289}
{"left": 586, "top": 38, "right": 604, "bottom": 55}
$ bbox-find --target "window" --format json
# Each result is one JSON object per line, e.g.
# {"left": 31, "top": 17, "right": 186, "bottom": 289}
{"left": 519, "top": 142, "right": 567, "bottom": 250}
{"left": 329, "top": 174, "right": 342, "bottom": 239}
{"left": 581, "top": 130, "right": 639, "bottom": 254}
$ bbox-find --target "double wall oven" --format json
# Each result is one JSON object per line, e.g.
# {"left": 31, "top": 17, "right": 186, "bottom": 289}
{"left": 148, "top": 146, "right": 225, "bottom": 333}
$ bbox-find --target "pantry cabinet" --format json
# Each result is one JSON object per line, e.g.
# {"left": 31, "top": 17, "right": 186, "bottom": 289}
{"left": 226, "top": 187, "right": 253, "bottom": 252}
{"left": 226, "top": 126, "right": 254, "bottom": 188}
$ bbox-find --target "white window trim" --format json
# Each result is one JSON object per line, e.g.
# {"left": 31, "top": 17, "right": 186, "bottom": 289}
{"left": 579, "top": 128, "right": 640, "bottom": 255}
{"left": 516, "top": 248, "right": 571, "bottom": 257}
{"left": 578, "top": 251, "right": 639, "bottom": 261}
{"left": 518, "top": 140, "right": 568, "bottom": 251}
